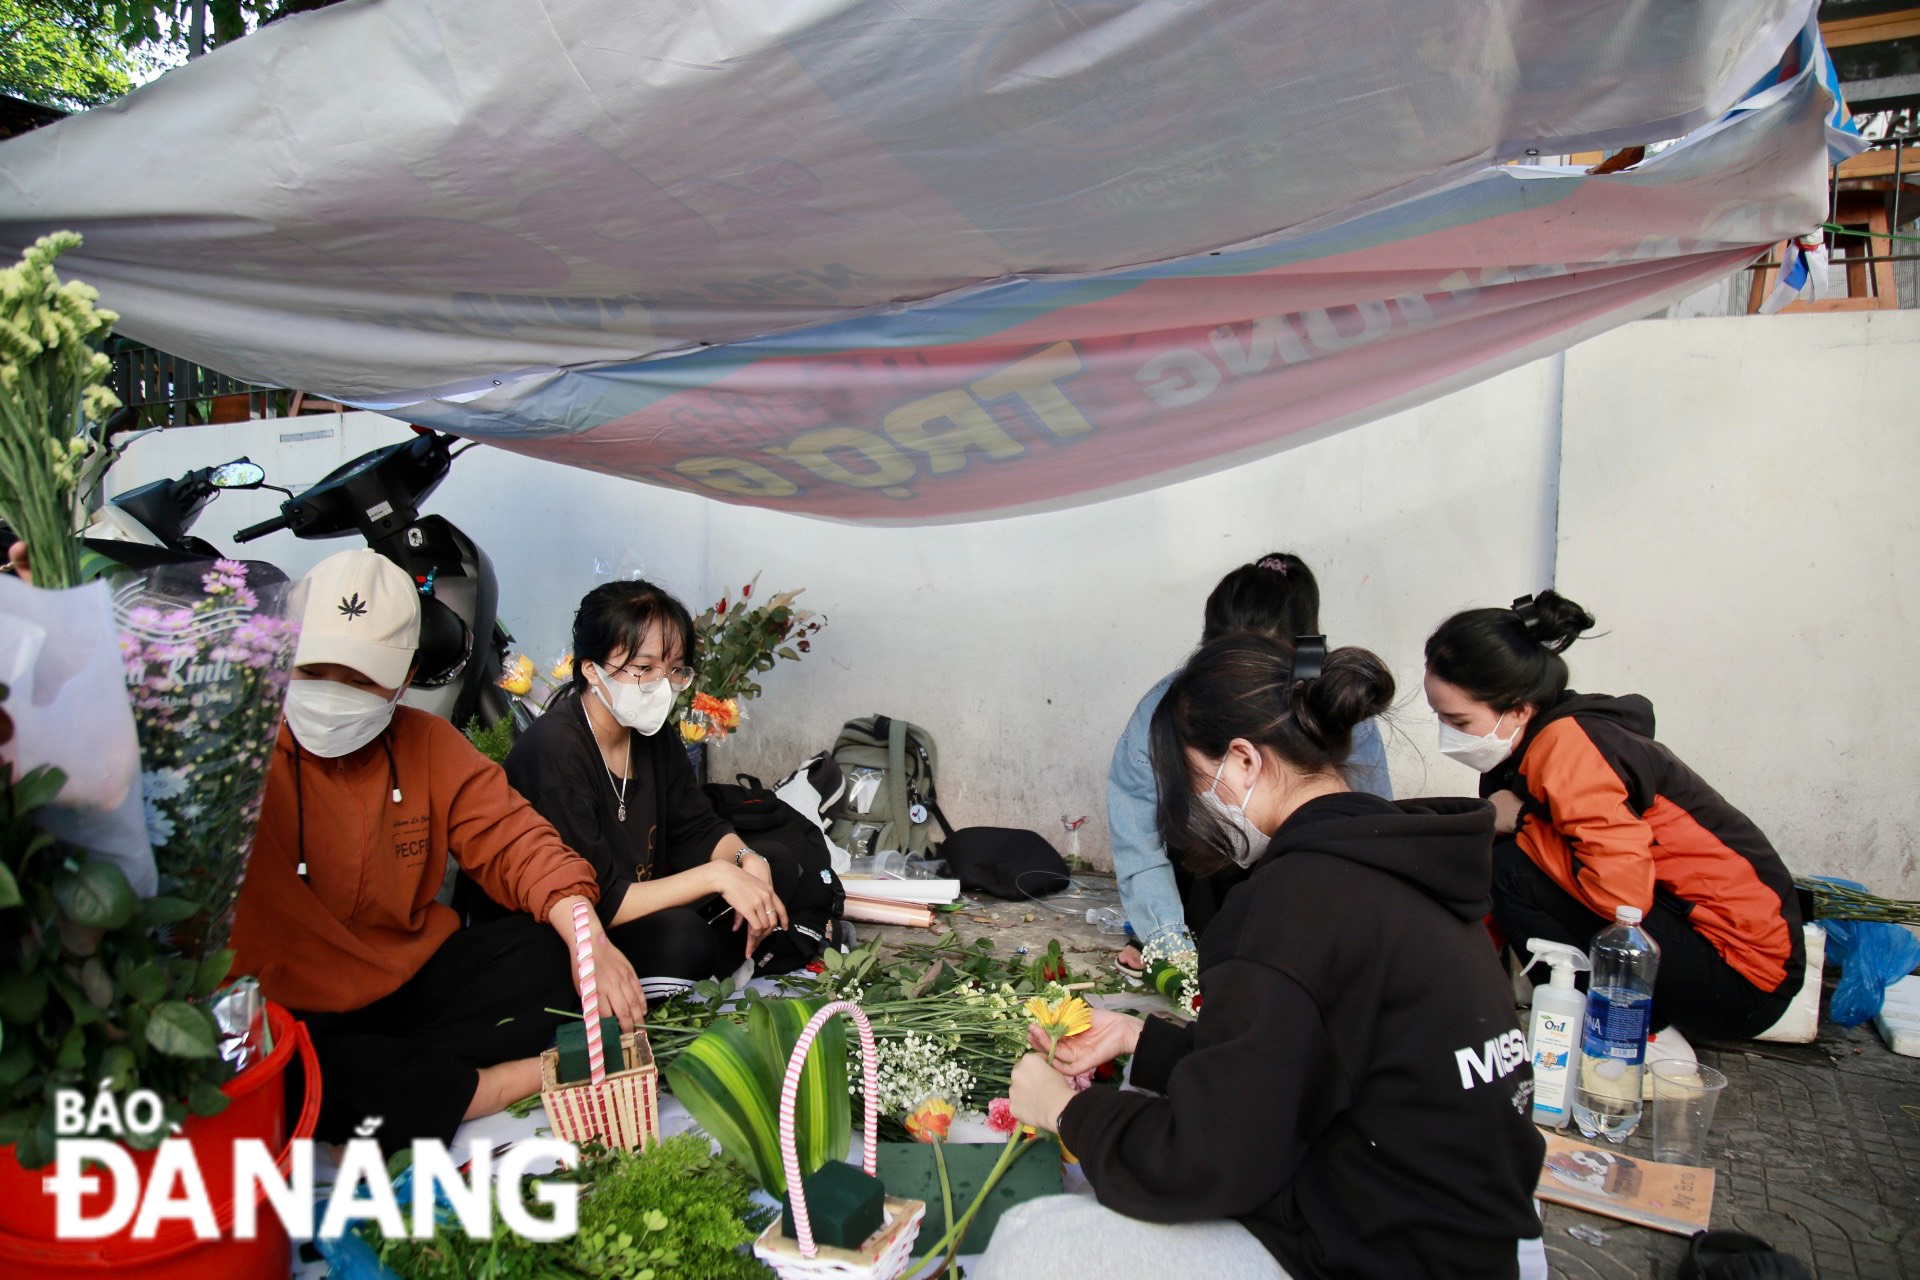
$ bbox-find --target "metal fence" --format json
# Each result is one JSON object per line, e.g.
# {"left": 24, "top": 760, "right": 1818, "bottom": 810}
{"left": 104, "top": 341, "right": 280, "bottom": 427}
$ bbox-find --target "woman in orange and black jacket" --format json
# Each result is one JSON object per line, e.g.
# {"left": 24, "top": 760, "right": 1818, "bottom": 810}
{"left": 1423, "top": 591, "right": 1804, "bottom": 1042}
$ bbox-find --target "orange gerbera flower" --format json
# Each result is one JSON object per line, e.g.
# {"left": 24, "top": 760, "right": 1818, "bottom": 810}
{"left": 905, "top": 1097, "right": 955, "bottom": 1143}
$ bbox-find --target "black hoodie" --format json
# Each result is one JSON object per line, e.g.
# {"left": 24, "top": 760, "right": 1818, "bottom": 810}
{"left": 1059, "top": 792, "right": 1545, "bottom": 1279}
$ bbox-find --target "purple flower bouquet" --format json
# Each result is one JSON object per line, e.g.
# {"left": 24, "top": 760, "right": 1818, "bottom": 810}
{"left": 114, "top": 560, "right": 299, "bottom": 961}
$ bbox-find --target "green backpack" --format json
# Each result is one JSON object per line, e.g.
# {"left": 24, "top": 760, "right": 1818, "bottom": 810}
{"left": 824, "top": 715, "right": 951, "bottom": 858}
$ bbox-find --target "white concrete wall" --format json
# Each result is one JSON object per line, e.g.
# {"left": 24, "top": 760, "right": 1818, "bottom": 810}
{"left": 1556, "top": 310, "right": 1920, "bottom": 896}
{"left": 103, "top": 311, "right": 1919, "bottom": 895}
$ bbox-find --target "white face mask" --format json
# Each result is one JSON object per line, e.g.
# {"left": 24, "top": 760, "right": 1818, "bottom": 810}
{"left": 1199, "top": 755, "right": 1267, "bottom": 869}
{"left": 1438, "top": 711, "right": 1519, "bottom": 773}
{"left": 590, "top": 666, "right": 676, "bottom": 736}
{"left": 284, "top": 680, "right": 401, "bottom": 758}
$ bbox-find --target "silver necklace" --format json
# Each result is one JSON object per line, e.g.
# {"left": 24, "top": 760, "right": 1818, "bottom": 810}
{"left": 587, "top": 696, "right": 631, "bottom": 822}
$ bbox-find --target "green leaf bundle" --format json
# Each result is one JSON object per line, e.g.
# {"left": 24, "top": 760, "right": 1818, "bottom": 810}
{"left": 662, "top": 996, "right": 849, "bottom": 1197}
{"left": 369, "top": 1132, "right": 775, "bottom": 1280}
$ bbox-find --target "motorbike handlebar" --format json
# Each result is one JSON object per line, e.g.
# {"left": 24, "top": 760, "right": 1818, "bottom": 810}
{"left": 233, "top": 513, "right": 293, "bottom": 543}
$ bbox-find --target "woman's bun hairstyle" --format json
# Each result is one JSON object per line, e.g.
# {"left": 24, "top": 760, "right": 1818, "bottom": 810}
{"left": 1150, "top": 633, "right": 1395, "bottom": 875}
{"left": 1512, "top": 590, "right": 1595, "bottom": 655}
{"left": 1293, "top": 646, "right": 1396, "bottom": 753}
{"left": 1425, "top": 589, "right": 1594, "bottom": 712}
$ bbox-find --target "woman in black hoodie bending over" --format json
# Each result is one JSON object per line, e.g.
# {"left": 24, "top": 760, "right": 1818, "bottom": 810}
{"left": 982, "top": 636, "right": 1545, "bottom": 1280}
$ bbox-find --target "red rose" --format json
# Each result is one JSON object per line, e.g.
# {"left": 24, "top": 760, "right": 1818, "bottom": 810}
{"left": 1093, "top": 1061, "right": 1117, "bottom": 1082}
{"left": 1191, "top": 994, "right": 1204, "bottom": 1011}
{"left": 806, "top": 959, "right": 827, "bottom": 974}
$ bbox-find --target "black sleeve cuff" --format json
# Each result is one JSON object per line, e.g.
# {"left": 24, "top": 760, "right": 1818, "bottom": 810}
{"left": 595, "top": 869, "right": 634, "bottom": 926}
{"left": 1127, "top": 1014, "right": 1196, "bottom": 1094}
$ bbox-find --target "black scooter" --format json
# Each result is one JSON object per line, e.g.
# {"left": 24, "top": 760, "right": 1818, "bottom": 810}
{"left": 86, "top": 429, "right": 512, "bottom": 730}
{"left": 232, "top": 430, "right": 513, "bottom": 730}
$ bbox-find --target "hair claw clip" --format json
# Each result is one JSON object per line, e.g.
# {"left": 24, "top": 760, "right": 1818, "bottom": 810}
{"left": 1511, "top": 594, "right": 1543, "bottom": 636}
{"left": 1291, "top": 634, "right": 1327, "bottom": 683}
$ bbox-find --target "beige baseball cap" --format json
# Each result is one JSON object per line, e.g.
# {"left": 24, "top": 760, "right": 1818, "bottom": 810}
{"left": 291, "top": 549, "right": 421, "bottom": 688}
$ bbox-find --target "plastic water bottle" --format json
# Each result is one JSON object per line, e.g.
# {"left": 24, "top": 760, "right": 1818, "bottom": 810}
{"left": 1085, "top": 907, "right": 1128, "bottom": 935}
{"left": 1573, "top": 905, "right": 1662, "bottom": 1141}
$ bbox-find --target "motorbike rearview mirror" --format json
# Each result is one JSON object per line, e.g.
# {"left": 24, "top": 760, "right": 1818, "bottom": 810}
{"left": 210, "top": 460, "right": 267, "bottom": 490}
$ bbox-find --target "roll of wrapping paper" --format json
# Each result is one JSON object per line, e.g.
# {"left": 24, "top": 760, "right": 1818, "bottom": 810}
{"left": 842, "top": 894, "right": 937, "bottom": 928}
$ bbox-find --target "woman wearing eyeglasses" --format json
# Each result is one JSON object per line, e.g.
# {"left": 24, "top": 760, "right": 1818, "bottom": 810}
{"left": 458, "top": 579, "right": 788, "bottom": 1003}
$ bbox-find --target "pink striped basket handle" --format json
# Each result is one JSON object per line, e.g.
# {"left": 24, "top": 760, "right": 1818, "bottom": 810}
{"left": 780, "top": 999, "right": 881, "bottom": 1258}
{"left": 570, "top": 901, "right": 607, "bottom": 1087}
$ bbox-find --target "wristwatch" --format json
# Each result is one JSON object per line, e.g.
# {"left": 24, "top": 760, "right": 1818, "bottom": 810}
{"left": 734, "top": 847, "right": 762, "bottom": 868}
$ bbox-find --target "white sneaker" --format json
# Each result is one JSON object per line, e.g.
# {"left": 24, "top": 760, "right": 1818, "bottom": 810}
{"left": 1641, "top": 1025, "right": 1696, "bottom": 1098}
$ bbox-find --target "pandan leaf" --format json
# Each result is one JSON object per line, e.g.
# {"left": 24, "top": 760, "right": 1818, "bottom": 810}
{"left": 52, "top": 861, "right": 135, "bottom": 930}
{"left": 145, "top": 1000, "right": 218, "bottom": 1058}
{"left": 662, "top": 1018, "right": 784, "bottom": 1194}
{"left": 748, "top": 997, "right": 851, "bottom": 1180}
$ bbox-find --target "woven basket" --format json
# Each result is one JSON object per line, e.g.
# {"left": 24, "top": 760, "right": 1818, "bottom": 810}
{"left": 753, "top": 1000, "right": 926, "bottom": 1280}
{"left": 538, "top": 901, "right": 661, "bottom": 1151}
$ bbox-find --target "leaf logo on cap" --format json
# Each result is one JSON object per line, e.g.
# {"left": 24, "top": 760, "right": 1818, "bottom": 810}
{"left": 338, "top": 592, "right": 369, "bottom": 621}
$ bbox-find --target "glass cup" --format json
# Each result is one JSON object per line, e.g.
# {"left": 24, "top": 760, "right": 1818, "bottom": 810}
{"left": 1647, "top": 1060, "right": 1729, "bottom": 1164}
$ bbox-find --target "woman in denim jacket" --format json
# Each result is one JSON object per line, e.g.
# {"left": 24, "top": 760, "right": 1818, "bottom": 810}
{"left": 1107, "top": 553, "right": 1392, "bottom": 970}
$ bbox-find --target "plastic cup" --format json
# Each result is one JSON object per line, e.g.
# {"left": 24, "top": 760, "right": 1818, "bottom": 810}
{"left": 1647, "top": 1060, "right": 1728, "bottom": 1164}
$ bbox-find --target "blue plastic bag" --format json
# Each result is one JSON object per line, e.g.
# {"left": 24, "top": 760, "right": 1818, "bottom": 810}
{"left": 1815, "top": 879, "right": 1920, "bottom": 1027}
{"left": 310, "top": 1163, "right": 417, "bottom": 1280}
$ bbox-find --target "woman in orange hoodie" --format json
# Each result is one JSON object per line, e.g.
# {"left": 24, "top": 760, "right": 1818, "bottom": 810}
{"left": 231, "top": 550, "right": 644, "bottom": 1153}
{"left": 1423, "top": 591, "right": 1804, "bottom": 1042}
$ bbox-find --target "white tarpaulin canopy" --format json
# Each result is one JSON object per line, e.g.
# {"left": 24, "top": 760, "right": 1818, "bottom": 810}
{"left": 0, "top": 0, "right": 1853, "bottom": 521}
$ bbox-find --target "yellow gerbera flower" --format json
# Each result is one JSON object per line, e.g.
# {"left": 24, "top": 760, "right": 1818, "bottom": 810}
{"left": 513, "top": 653, "right": 535, "bottom": 677}
{"left": 550, "top": 652, "right": 574, "bottom": 681}
{"left": 679, "top": 720, "right": 708, "bottom": 743}
{"left": 1024, "top": 996, "right": 1093, "bottom": 1041}
{"left": 905, "top": 1096, "right": 955, "bottom": 1143}
{"left": 498, "top": 664, "right": 533, "bottom": 695}
{"left": 1026, "top": 995, "right": 1093, "bottom": 1066}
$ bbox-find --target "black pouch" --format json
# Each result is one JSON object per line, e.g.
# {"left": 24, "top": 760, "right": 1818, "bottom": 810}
{"left": 940, "top": 827, "right": 1069, "bottom": 900}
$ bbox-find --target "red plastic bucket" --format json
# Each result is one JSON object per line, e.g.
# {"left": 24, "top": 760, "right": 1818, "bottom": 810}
{"left": 0, "top": 1001, "right": 321, "bottom": 1277}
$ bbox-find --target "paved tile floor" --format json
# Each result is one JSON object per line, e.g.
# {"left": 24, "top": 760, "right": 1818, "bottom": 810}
{"left": 870, "top": 873, "right": 1920, "bottom": 1279}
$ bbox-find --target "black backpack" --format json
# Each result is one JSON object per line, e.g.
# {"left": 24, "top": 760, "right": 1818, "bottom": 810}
{"left": 703, "top": 773, "right": 845, "bottom": 975}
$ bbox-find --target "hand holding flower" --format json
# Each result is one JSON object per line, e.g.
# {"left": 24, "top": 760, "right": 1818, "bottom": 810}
{"left": 1008, "top": 1053, "right": 1078, "bottom": 1134}
{"left": 1028, "top": 1006, "right": 1143, "bottom": 1076}
{"left": 1023, "top": 995, "right": 1092, "bottom": 1066}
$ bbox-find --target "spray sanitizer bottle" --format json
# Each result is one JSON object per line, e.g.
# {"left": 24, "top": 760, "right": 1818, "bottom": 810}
{"left": 1525, "top": 938, "right": 1590, "bottom": 1129}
